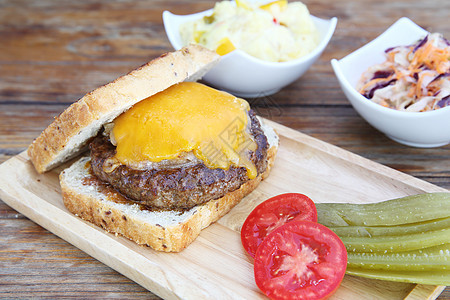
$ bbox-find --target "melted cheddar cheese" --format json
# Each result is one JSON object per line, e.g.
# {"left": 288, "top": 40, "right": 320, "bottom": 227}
{"left": 112, "top": 82, "right": 258, "bottom": 178}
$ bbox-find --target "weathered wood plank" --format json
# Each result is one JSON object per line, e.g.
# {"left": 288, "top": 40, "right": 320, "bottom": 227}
{"left": 0, "top": 219, "right": 153, "bottom": 299}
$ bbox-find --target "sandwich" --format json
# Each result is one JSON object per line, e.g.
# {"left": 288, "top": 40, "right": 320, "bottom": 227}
{"left": 27, "top": 44, "right": 279, "bottom": 252}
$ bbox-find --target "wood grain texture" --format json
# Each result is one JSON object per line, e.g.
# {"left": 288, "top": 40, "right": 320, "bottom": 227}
{"left": 0, "top": 0, "right": 449, "bottom": 298}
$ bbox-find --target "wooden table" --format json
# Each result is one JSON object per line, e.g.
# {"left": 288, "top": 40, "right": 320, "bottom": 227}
{"left": 0, "top": 0, "right": 448, "bottom": 298}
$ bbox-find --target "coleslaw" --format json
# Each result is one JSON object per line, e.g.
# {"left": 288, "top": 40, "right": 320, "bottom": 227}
{"left": 357, "top": 33, "right": 450, "bottom": 112}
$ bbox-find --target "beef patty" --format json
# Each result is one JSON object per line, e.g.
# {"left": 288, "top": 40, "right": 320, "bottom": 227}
{"left": 89, "top": 110, "right": 268, "bottom": 210}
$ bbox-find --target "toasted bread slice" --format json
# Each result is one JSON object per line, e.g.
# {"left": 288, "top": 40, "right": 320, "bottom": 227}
{"left": 28, "top": 45, "right": 220, "bottom": 174}
{"left": 59, "top": 124, "right": 279, "bottom": 252}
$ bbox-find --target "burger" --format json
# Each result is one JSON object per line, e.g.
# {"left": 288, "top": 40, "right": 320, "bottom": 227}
{"left": 27, "top": 45, "right": 279, "bottom": 252}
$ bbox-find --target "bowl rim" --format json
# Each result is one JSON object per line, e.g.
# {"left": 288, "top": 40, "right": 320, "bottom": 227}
{"left": 162, "top": 8, "right": 337, "bottom": 67}
{"left": 331, "top": 17, "right": 450, "bottom": 118}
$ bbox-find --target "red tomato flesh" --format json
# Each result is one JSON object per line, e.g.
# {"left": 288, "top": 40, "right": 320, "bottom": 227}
{"left": 254, "top": 220, "right": 347, "bottom": 300}
{"left": 241, "top": 193, "right": 317, "bottom": 258}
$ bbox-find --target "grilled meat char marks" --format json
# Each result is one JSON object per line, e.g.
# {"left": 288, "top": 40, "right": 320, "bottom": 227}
{"left": 89, "top": 110, "right": 268, "bottom": 210}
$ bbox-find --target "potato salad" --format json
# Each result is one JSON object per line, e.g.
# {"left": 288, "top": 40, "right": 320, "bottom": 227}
{"left": 179, "top": 0, "right": 319, "bottom": 62}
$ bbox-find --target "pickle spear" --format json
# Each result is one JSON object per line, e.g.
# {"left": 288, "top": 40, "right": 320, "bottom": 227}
{"left": 347, "top": 244, "right": 450, "bottom": 271}
{"left": 346, "top": 268, "right": 450, "bottom": 286}
{"left": 317, "top": 193, "right": 450, "bottom": 227}
{"left": 341, "top": 227, "right": 450, "bottom": 253}
{"left": 328, "top": 217, "right": 450, "bottom": 237}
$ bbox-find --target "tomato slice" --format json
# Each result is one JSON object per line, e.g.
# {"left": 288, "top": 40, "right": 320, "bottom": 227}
{"left": 254, "top": 221, "right": 347, "bottom": 300}
{"left": 241, "top": 193, "right": 318, "bottom": 258}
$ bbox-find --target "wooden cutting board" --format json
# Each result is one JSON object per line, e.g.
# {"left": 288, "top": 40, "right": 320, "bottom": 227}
{"left": 0, "top": 119, "right": 446, "bottom": 300}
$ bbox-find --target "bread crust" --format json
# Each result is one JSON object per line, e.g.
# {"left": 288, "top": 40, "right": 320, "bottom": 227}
{"left": 59, "top": 145, "right": 278, "bottom": 252}
{"left": 28, "top": 45, "right": 220, "bottom": 174}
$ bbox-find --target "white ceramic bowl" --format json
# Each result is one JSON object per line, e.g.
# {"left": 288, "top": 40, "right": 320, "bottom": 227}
{"left": 331, "top": 17, "right": 450, "bottom": 148}
{"left": 163, "top": 9, "right": 337, "bottom": 98}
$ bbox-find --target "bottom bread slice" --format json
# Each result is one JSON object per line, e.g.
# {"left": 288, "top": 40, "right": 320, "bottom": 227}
{"left": 59, "top": 140, "right": 278, "bottom": 252}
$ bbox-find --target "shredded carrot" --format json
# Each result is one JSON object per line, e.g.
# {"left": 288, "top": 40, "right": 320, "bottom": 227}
{"left": 379, "top": 100, "right": 390, "bottom": 108}
{"left": 410, "top": 40, "right": 450, "bottom": 73}
{"left": 387, "top": 50, "right": 396, "bottom": 62}
{"left": 415, "top": 71, "right": 435, "bottom": 98}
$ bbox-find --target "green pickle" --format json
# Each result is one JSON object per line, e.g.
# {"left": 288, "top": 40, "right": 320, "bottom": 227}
{"left": 346, "top": 268, "right": 450, "bottom": 286}
{"left": 347, "top": 244, "right": 450, "bottom": 271}
{"left": 317, "top": 192, "right": 450, "bottom": 226}
{"left": 317, "top": 192, "right": 450, "bottom": 285}
{"left": 341, "top": 227, "right": 450, "bottom": 253}
{"left": 328, "top": 217, "right": 450, "bottom": 237}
